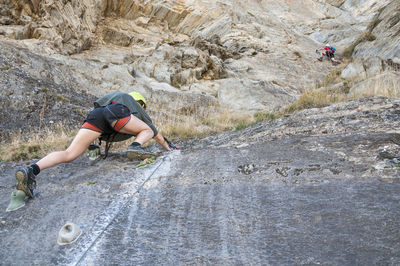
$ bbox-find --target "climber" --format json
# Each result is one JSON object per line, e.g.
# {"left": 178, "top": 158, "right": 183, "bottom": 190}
{"left": 14, "top": 91, "right": 172, "bottom": 199}
{"left": 316, "top": 43, "right": 338, "bottom": 63}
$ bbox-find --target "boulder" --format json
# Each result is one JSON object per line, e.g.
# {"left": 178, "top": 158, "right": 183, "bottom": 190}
{"left": 217, "top": 78, "right": 297, "bottom": 111}
{"left": 364, "top": 56, "right": 383, "bottom": 77}
{"left": 349, "top": 72, "right": 400, "bottom": 97}
{"left": 341, "top": 62, "right": 366, "bottom": 80}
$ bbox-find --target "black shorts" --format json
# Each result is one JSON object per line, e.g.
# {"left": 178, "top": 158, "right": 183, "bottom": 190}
{"left": 82, "top": 104, "right": 131, "bottom": 135}
{"left": 326, "top": 51, "right": 334, "bottom": 58}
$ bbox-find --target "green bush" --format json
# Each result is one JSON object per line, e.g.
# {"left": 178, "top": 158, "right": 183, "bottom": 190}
{"left": 365, "top": 33, "right": 376, "bottom": 41}
{"left": 28, "top": 145, "right": 41, "bottom": 153}
{"left": 235, "top": 122, "right": 248, "bottom": 131}
{"left": 11, "top": 152, "right": 29, "bottom": 161}
{"left": 254, "top": 112, "right": 281, "bottom": 122}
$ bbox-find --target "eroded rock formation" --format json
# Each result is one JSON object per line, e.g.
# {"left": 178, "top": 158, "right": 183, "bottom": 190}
{"left": 0, "top": 0, "right": 399, "bottom": 136}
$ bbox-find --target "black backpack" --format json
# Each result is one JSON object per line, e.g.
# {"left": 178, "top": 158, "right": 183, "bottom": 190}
{"left": 98, "top": 132, "right": 135, "bottom": 158}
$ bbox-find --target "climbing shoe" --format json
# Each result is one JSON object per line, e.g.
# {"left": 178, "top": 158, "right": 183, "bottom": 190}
{"left": 15, "top": 167, "right": 37, "bottom": 198}
{"left": 126, "top": 144, "right": 155, "bottom": 160}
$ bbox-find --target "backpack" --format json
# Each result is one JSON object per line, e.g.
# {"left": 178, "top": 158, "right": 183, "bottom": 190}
{"left": 329, "top": 46, "right": 336, "bottom": 53}
{"left": 98, "top": 132, "right": 135, "bottom": 159}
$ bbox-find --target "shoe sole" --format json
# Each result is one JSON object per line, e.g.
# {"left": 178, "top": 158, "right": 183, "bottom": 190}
{"left": 15, "top": 170, "right": 33, "bottom": 198}
{"left": 126, "top": 151, "right": 155, "bottom": 160}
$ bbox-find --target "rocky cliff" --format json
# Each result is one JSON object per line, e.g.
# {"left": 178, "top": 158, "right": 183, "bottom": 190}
{"left": 0, "top": 0, "right": 398, "bottom": 128}
{"left": 0, "top": 0, "right": 399, "bottom": 137}
{"left": 342, "top": 0, "right": 400, "bottom": 96}
{"left": 1, "top": 1, "right": 400, "bottom": 263}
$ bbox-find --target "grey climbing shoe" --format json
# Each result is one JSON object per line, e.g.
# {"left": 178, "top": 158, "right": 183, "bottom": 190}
{"left": 126, "top": 145, "right": 155, "bottom": 160}
{"left": 15, "top": 167, "right": 37, "bottom": 198}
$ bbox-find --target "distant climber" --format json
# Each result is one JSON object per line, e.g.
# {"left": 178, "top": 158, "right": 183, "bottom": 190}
{"left": 316, "top": 43, "right": 339, "bottom": 64}
{"left": 13, "top": 91, "right": 172, "bottom": 200}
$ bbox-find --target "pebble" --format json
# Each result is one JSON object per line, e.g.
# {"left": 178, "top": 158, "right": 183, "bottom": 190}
{"left": 236, "top": 143, "right": 249, "bottom": 148}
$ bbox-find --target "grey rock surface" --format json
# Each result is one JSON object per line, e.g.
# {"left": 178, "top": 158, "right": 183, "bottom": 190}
{"left": 0, "top": 42, "right": 96, "bottom": 141}
{"left": 341, "top": 62, "right": 366, "bottom": 80}
{"left": 341, "top": 0, "right": 400, "bottom": 96}
{"left": 1, "top": 97, "right": 399, "bottom": 265}
{"left": 352, "top": 0, "right": 400, "bottom": 61}
{"left": 1, "top": 1, "right": 400, "bottom": 264}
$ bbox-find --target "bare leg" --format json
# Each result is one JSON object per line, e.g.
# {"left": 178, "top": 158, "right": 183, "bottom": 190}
{"left": 115, "top": 115, "right": 154, "bottom": 145}
{"left": 36, "top": 129, "right": 101, "bottom": 171}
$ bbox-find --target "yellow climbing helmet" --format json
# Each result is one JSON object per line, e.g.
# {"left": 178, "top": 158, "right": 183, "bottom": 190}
{"left": 129, "top": 91, "right": 147, "bottom": 109}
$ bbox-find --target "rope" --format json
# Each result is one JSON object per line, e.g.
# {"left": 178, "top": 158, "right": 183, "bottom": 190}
{"left": 67, "top": 153, "right": 172, "bottom": 266}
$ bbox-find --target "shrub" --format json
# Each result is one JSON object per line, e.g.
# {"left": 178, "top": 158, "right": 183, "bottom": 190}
{"left": 28, "top": 145, "right": 41, "bottom": 153}
{"left": 254, "top": 112, "right": 281, "bottom": 122}
{"left": 365, "top": 33, "right": 376, "bottom": 42}
{"left": 235, "top": 122, "right": 249, "bottom": 131}
{"left": 284, "top": 88, "right": 350, "bottom": 113}
{"left": 11, "top": 152, "right": 29, "bottom": 161}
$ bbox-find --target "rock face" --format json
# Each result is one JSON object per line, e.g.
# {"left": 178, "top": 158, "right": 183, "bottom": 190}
{"left": 353, "top": 0, "right": 400, "bottom": 62}
{"left": 0, "top": 97, "right": 399, "bottom": 264}
{"left": 1, "top": 2, "right": 399, "bottom": 263}
{"left": 340, "top": 0, "right": 400, "bottom": 96}
{"left": 0, "top": 43, "right": 96, "bottom": 140}
{"left": 0, "top": 0, "right": 100, "bottom": 54}
{"left": 0, "top": 0, "right": 398, "bottom": 124}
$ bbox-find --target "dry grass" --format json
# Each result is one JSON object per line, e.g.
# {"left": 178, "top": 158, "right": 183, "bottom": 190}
{"left": 285, "top": 88, "right": 350, "bottom": 113}
{"left": 144, "top": 93, "right": 259, "bottom": 140}
{"left": 286, "top": 69, "right": 399, "bottom": 114}
{"left": 349, "top": 72, "right": 400, "bottom": 97}
{"left": 0, "top": 101, "right": 263, "bottom": 161}
{"left": 254, "top": 111, "right": 282, "bottom": 122}
{"left": 284, "top": 65, "right": 352, "bottom": 113}
{"left": 151, "top": 105, "right": 255, "bottom": 138}
{"left": 314, "top": 62, "right": 350, "bottom": 88}
{"left": 0, "top": 123, "right": 76, "bottom": 162}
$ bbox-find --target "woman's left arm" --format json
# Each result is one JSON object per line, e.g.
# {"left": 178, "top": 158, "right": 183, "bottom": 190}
{"left": 154, "top": 133, "right": 171, "bottom": 151}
